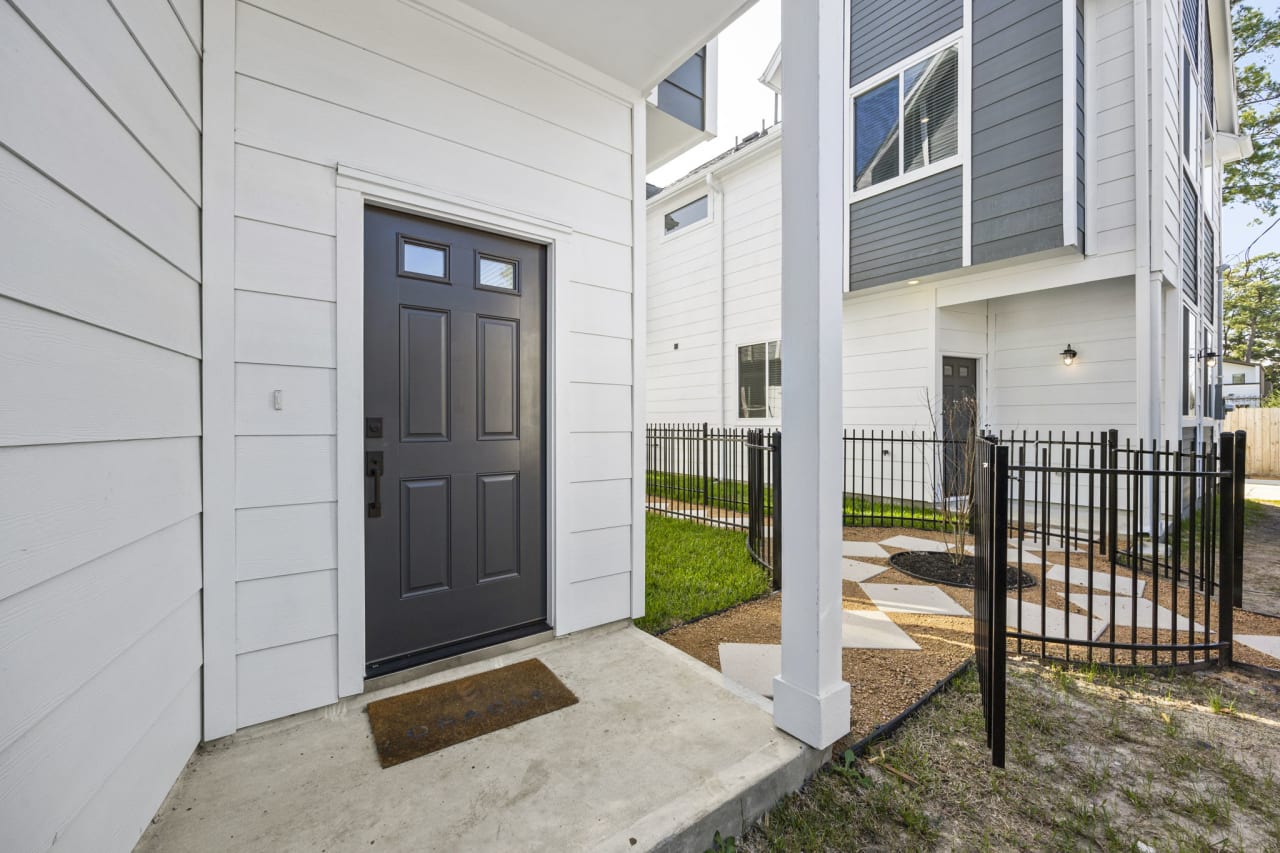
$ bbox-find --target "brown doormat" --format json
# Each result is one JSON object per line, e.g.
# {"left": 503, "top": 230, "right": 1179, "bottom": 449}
{"left": 366, "top": 658, "right": 578, "bottom": 768}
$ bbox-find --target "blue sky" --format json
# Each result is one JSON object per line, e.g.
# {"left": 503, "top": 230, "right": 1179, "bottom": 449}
{"left": 650, "top": 0, "right": 1280, "bottom": 268}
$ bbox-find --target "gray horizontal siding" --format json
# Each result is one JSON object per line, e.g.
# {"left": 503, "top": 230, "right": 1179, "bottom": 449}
{"left": 850, "top": 0, "right": 963, "bottom": 87}
{"left": 850, "top": 167, "right": 963, "bottom": 290}
{"left": 971, "top": 0, "right": 1066, "bottom": 265}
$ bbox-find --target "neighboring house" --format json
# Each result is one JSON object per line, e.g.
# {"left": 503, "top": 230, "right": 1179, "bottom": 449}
{"left": 0, "top": 1, "right": 740, "bottom": 849}
{"left": 647, "top": 0, "right": 1249, "bottom": 453}
{"left": 1221, "top": 357, "right": 1271, "bottom": 409}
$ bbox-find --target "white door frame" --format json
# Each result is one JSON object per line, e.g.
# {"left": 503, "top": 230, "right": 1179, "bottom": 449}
{"left": 333, "top": 165, "right": 572, "bottom": 696}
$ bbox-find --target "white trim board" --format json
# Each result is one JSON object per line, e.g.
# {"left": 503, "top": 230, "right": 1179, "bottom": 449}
{"left": 332, "top": 164, "right": 574, "bottom": 696}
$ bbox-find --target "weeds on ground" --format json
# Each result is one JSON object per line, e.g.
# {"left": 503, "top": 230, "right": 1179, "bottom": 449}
{"left": 739, "top": 662, "right": 1280, "bottom": 852}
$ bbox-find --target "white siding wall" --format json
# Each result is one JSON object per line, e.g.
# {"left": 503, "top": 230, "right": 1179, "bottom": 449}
{"left": 988, "top": 280, "right": 1138, "bottom": 434}
{"left": 722, "top": 151, "right": 784, "bottom": 425}
{"left": 1155, "top": 0, "right": 1183, "bottom": 282}
{"left": 646, "top": 186, "right": 722, "bottom": 422}
{"left": 1091, "top": 0, "right": 1138, "bottom": 258}
{"left": 843, "top": 290, "right": 937, "bottom": 429}
{"left": 228, "top": 0, "right": 638, "bottom": 726}
{"left": 0, "top": 1, "right": 203, "bottom": 851}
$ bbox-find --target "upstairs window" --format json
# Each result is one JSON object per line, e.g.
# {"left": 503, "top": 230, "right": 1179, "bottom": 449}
{"left": 853, "top": 44, "right": 960, "bottom": 192}
{"left": 1231, "top": 373, "right": 1247, "bottom": 384}
{"left": 663, "top": 195, "right": 709, "bottom": 235}
{"left": 738, "top": 341, "right": 782, "bottom": 419}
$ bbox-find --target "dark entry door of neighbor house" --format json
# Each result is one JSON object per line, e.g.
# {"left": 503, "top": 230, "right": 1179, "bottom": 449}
{"left": 364, "top": 207, "right": 546, "bottom": 673}
{"left": 942, "top": 356, "right": 978, "bottom": 497}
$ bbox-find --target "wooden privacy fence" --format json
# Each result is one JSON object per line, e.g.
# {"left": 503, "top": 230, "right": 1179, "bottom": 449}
{"left": 1223, "top": 408, "right": 1280, "bottom": 477}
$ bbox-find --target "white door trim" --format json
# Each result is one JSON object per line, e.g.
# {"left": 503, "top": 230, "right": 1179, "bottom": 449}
{"left": 333, "top": 164, "right": 572, "bottom": 696}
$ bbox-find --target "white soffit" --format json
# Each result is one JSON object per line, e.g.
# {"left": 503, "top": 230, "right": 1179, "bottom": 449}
{"left": 458, "top": 0, "right": 757, "bottom": 91}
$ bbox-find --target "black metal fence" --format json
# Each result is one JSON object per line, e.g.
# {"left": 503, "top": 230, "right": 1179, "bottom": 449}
{"left": 645, "top": 423, "right": 780, "bottom": 585}
{"left": 973, "top": 436, "right": 1007, "bottom": 768}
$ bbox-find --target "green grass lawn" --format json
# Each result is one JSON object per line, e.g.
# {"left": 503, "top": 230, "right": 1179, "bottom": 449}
{"left": 638, "top": 513, "right": 772, "bottom": 634}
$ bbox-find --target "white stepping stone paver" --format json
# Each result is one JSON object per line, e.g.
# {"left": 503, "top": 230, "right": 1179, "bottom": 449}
{"left": 1065, "top": 593, "right": 1205, "bottom": 633}
{"left": 858, "top": 583, "right": 970, "bottom": 617}
{"left": 843, "top": 540, "right": 888, "bottom": 559}
{"left": 645, "top": 501, "right": 667, "bottom": 510}
{"left": 1007, "top": 598, "right": 1109, "bottom": 642}
{"left": 878, "top": 535, "right": 948, "bottom": 553}
{"left": 1013, "top": 538, "right": 1086, "bottom": 555}
{"left": 842, "top": 559, "right": 886, "bottom": 583}
{"left": 1236, "top": 634, "right": 1280, "bottom": 661}
{"left": 718, "top": 643, "right": 780, "bottom": 698}
{"left": 1045, "top": 564, "right": 1146, "bottom": 597}
{"left": 841, "top": 609, "right": 920, "bottom": 650}
{"left": 966, "top": 545, "right": 1029, "bottom": 563}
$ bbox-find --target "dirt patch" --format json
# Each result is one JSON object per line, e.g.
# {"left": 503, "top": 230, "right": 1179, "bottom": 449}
{"left": 741, "top": 660, "right": 1280, "bottom": 852}
{"left": 889, "top": 551, "right": 1034, "bottom": 589}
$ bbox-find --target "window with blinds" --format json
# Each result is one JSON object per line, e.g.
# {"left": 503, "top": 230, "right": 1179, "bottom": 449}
{"left": 1182, "top": 175, "right": 1199, "bottom": 300}
{"left": 852, "top": 44, "right": 960, "bottom": 191}
{"left": 1202, "top": 218, "right": 1215, "bottom": 314}
{"left": 737, "top": 341, "right": 782, "bottom": 420}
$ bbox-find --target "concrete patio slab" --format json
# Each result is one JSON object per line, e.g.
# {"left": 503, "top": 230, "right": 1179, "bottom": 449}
{"left": 719, "top": 643, "right": 781, "bottom": 699}
{"left": 1245, "top": 480, "right": 1280, "bottom": 502}
{"left": 842, "top": 559, "right": 886, "bottom": 583}
{"left": 137, "top": 624, "right": 824, "bottom": 853}
{"left": 1046, "top": 564, "right": 1146, "bottom": 597}
{"left": 1007, "top": 598, "right": 1108, "bottom": 642}
{"left": 878, "top": 535, "right": 947, "bottom": 553}
{"left": 841, "top": 609, "right": 921, "bottom": 650}
{"left": 1236, "top": 634, "right": 1280, "bottom": 661}
{"left": 1066, "top": 593, "right": 1205, "bottom": 633}
{"left": 843, "top": 540, "right": 888, "bottom": 558}
{"left": 858, "top": 583, "right": 970, "bottom": 617}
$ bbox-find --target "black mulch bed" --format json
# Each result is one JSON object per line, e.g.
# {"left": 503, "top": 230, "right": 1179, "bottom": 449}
{"left": 889, "top": 551, "right": 1035, "bottom": 590}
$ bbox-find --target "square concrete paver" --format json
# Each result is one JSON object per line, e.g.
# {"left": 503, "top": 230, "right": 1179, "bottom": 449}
{"left": 841, "top": 609, "right": 920, "bottom": 650}
{"left": 1045, "top": 564, "right": 1146, "bottom": 597}
{"left": 1007, "top": 598, "right": 1108, "bottom": 641}
{"left": 718, "top": 643, "right": 781, "bottom": 698}
{"left": 1236, "top": 634, "right": 1280, "bottom": 662}
{"left": 843, "top": 540, "right": 888, "bottom": 558}
{"left": 842, "top": 559, "right": 886, "bottom": 583}
{"left": 858, "top": 583, "right": 970, "bottom": 617}
{"left": 878, "top": 535, "right": 948, "bottom": 553}
{"left": 1066, "top": 593, "right": 1205, "bottom": 633}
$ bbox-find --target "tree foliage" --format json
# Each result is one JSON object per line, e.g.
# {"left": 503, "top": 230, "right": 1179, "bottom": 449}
{"left": 1224, "top": 2, "right": 1280, "bottom": 213}
{"left": 1222, "top": 253, "right": 1280, "bottom": 392}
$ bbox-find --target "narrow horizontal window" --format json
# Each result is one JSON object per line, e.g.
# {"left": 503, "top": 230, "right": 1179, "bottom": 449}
{"left": 477, "top": 255, "right": 518, "bottom": 292}
{"left": 401, "top": 238, "right": 448, "bottom": 280}
{"left": 664, "top": 195, "right": 709, "bottom": 235}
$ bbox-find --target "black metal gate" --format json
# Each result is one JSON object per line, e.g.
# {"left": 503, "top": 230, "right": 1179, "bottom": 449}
{"left": 972, "top": 435, "right": 1007, "bottom": 768}
{"left": 746, "top": 429, "right": 781, "bottom": 589}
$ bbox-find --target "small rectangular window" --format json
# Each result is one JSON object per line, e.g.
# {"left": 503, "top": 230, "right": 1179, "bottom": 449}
{"left": 400, "top": 238, "right": 448, "bottom": 280}
{"left": 1232, "top": 373, "right": 1247, "bottom": 384}
{"left": 477, "top": 255, "right": 517, "bottom": 292}
{"left": 663, "top": 195, "right": 709, "bottom": 235}
{"left": 853, "top": 44, "right": 960, "bottom": 191}
{"left": 738, "top": 341, "right": 782, "bottom": 419}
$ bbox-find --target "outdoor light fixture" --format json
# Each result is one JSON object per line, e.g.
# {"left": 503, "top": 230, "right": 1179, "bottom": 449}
{"left": 907, "top": 279, "right": 921, "bottom": 285}
{"left": 1199, "top": 349, "right": 1218, "bottom": 368}
{"left": 1060, "top": 345, "right": 1078, "bottom": 366}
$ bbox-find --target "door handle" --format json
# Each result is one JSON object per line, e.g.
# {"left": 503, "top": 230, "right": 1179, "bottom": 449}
{"left": 367, "top": 451, "right": 384, "bottom": 518}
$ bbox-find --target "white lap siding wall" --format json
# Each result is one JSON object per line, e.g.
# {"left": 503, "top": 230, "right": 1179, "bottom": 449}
{"left": 225, "top": 0, "right": 640, "bottom": 728}
{"left": 0, "top": 1, "right": 204, "bottom": 851}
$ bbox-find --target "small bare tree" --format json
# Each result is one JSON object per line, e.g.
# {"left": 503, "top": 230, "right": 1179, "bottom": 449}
{"left": 924, "top": 392, "right": 980, "bottom": 567}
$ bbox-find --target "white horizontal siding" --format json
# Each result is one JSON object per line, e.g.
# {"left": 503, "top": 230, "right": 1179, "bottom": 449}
{"left": 0, "top": 4, "right": 203, "bottom": 849}
{"left": 228, "top": 0, "right": 638, "bottom": 724}
{"left": 843, "top": 290, "right": 936, "bottom": 429}
{"left": 1090, "top": 0, "right": 1137, "bottom": 258}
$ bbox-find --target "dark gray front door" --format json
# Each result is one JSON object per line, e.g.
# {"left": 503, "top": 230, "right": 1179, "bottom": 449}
{"left": 364, "top": 207, "right": 546, "bottom": 673}
{"left": 941, "top": 357, "right": 978, "bottom": 497}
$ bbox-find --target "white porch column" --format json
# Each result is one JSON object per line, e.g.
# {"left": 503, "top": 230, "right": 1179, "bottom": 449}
{"left": 773, "top": 0, "right": 851, "bottom": 749}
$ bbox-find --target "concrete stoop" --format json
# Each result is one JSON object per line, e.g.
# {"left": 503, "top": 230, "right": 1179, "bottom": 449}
{"left": 138, "top": 622, "right": 825, "bottom": 853}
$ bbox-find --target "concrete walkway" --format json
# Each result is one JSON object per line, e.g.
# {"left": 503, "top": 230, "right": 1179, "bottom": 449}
{"left": 137, "top": 623, "right": 824, "bottom": 853}
{"left": 1246, "top": 479, "right": 1280, "bottom": 502}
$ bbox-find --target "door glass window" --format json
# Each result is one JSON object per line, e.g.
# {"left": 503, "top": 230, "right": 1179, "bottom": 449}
{"left": 478, "top": 256, "right": 518, "bottom": 291}
{"left": 401, "top": 239, "right": 447, "bottom": 279}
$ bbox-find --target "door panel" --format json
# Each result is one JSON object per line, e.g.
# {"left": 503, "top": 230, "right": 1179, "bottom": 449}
{"left": 941, "top": 356, "right": 978, "bottom": 498}
{"left": 365, "top": 207, "right": 546, "bottom": 671}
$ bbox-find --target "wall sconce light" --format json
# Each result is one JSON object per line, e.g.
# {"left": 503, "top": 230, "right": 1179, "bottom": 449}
{"left": 1199, "top": 349, "right": 1218, "bottom": 368}
{"left": 1060, "top": 345, "right": 1078, "bottom": 366}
